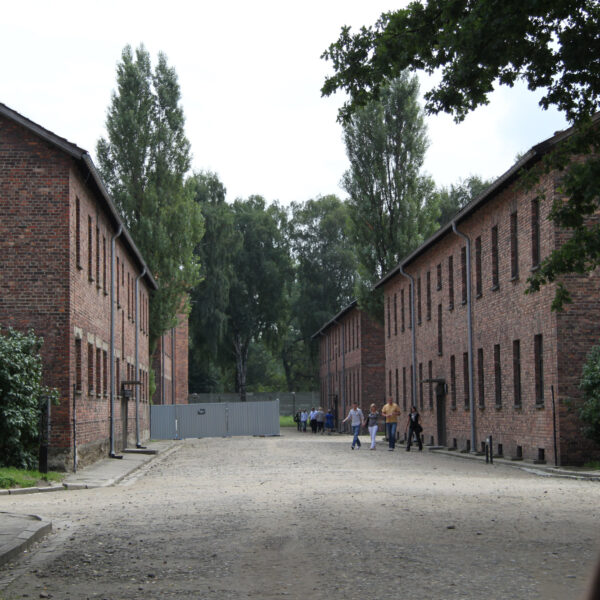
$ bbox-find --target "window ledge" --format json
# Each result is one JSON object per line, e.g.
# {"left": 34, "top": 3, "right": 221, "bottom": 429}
{"left": 510, "top": 275, "right": 519, "bottom": 283}
{"left": 491, "top": 284, "right": 500, "bottom": 292}
{"left": 495, "top": 404, "right": 502, "bottom": 411}
{"left": 535, "top": 402, "right": 545, "bottom": 410}
{"left": 478, "top": 404, "right": 485, "bottom": 411}
{"left": 531, "top": 264, "right": 540, "bottom": 272}
{"left": 461, "top": 299, "right": 467, "bottom": 306}
{"left": 438, "top": 351, "right": 443, "bottom": 357}
{"left": 77, "top": 264, "right": 83, "bottom": 271}
{"left": 448, "top": 304, "right": 454, "bottom": 311}
{"left": 514, "top": 404, "right": 523, "bottom": 410}
{"left": 451, "top": 405, "right": 457, "bottom": 411}
{"left": 475, "top": 292, "right": 482, "bottom": 299}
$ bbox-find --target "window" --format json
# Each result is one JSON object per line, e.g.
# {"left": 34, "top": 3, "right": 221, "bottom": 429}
{"left": 475, "top": 236, "right": 482, "bottom": 298}
{"left": 127, "top": 272, "right": 131, "bottom": 320}
{"left": 102, "top": 237, "right": 107, "bottom": 294}
{"left": 419, "top": 362, "right": 423, "bottom": 410}
{"left": 461, "top": 246, "right": 467, "bottom": 304}
{"left": 513, "top": 339, "right": 522, "bottom": 407}
{"left": 510, "top": 211, "right": 519, "bottom": 279}
{"left": 395, "top": 368, "right": 399, "bottom": 405}
{"left": 463, "top": 352, "right": 470, "bottom": 409}
{"left": 88, "top": 217, "right": 93, "bottom": 282}
{"left": 428, "top": 360, "right": 433, "bottom": 409}
{"left": 491, "top": 225, "right": 499, "bottom": 290}
{"left": 394, "top": 293, "right": 397, "bottom": 335}
{"left": 534, "top": 334, "right": 544, "bottom": 405}
{"left": 426, "top": 271, "right": 431, "bottom": 320}
{"left": 408, "top": 283, "right": 413, "bottom": 329}
{"left": 401, "top": 289, "right": 405, "bottom": 332}
{"left": 75, "top": 338, "right": 82, "bottom": 392}
{"left": 87, "top": 343, "right": 94, "bottom": 393}
{"left": 116, "top": 358, "right": 121, "bottom": 396}
{"left": 448, "top": 255, "right": 454, "bottom": 310}
{"left": 103, "top": 350, "right": 108, "bottom": 396}
{"left": 402, "top": 367, "right": 407, "bottom": 411}
{"left": 387, "top": 296, "right": 391, "bottom": 338}
{"left": 531, "top": 199, "right": 540, "bottom": 268}
{"left": 436, "top": 263, "right": 442, "bottom": 290}
{"left": 116, "top": 257, "right": 120, "bottom": 307}
{"left": 437, "top": 304, "right": 443, "bottom": 355}
{"left": 389, "top": 369, "right": 392, "bottom": 396}
{"left": 96, "top": 225, "right": 100, "bottom": 287}
{"left": 410, "top": 365, "right": 414, "bottom": 406}
{"left": 494, "top": 344, "right": 502, "bottom": 407}
{"left": 75, "top": 198, "right": 81, "bottom": 269}
{"left": 96, "top": 347, "right": 102, "bottom": 396}
{"left": 417, "top": 277, "right": 422, "bottom": 324}
{"left": 450, "top": 355, "right": 456, "bottom": 409}
{"left": 477, "top": 348, "right": 484, "bottom": 408}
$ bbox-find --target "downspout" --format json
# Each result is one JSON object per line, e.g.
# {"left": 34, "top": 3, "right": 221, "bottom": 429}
{"left": 134, "top": 267, "right": 146, "bottom": 448}
{"left": 161, "top": 333, "right": 165, "bottom": 405}
{"left": 399, "top": 266, "right": 417, "bottom": 410}
{"left": 326, "top": 333, "right": 332, "bottom": 422}
{"left": 110, "top": 225, "right": 123, "bottom": 458}
{"left": 452, "top": 221, "right": 476, "bottom": 453}
{"left": 171, "top": 326, "right": 176, "bottom": 404}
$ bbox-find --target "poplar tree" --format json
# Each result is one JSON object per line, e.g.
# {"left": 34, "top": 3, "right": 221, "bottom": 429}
{"left": 96, "top": 45, "right": 203, "bottom": 346}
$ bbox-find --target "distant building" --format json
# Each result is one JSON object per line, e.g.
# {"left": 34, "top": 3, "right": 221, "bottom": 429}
{"left": 377, "top": 119, "right": 600, "bottom": 465}
{"left": 0, "top": 103, "right": 157, "bottom": 470}
{"left": 313, "top": 301, "right": 385, "bottom": 428}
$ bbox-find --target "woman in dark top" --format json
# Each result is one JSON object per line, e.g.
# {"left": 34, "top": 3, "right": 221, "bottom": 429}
{"left": 405, "top": 405, "right": 423, "bottom": 451}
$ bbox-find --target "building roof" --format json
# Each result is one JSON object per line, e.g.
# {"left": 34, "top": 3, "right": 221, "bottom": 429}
{"left": 0, "top": 102, "right": 158, "bottom": 290}
{"left": 311, "top": 300, "right": 358, "bottom": 339}
{"left": 374, "top": 115, "right": 599, "bottom": 290}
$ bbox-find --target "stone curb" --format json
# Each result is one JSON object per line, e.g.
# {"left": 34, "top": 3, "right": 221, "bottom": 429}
{"left": 0, "top": 514, "right": 52, "bottom": 568}
{"left": 429, "top": 447, "right": 600, "bottom": 481}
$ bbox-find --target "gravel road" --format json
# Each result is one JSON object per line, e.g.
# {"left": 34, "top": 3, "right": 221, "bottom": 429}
{"left": 1, "top": 430, "right": 599, "bottom": 599}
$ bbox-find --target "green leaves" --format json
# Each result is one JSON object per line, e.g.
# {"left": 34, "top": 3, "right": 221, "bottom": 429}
{"left": 579, "top": 344, "right": 600, "bottom": 444}
{"left": 0, "top": 329, "right": 58, "bottom": 469}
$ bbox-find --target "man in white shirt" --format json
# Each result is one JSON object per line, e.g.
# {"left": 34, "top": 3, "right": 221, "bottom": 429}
{"left": 342, "top": 402, "right": 365, "bottom": 450}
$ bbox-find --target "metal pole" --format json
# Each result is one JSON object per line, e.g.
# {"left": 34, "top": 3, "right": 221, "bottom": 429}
{"left": 135, "top": 267, "right": 146, "bottom": 448}
{"left": 72, "top": 383, "right": 77, "bottom": 473}
{"left": 110, "top": 226, "right": 123, "bottom": 457}
{"left": 171, "top": 326, "right": 176, "bottom": 404}
{"left": 490, "top": 435, "right": 493, "bottom": 464}
{"left": 452, "top": 222, "right": 476, "bottom": 453}
{"left": 551, "top": 385, "right": 558, "bottom": 466}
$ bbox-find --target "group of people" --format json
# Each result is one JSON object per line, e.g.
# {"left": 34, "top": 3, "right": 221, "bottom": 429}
{"left": 342, "top": 397, "right": 423, "bottom": 452}
{"left": 294, "top": 407, "right": 335, "bottom": 434}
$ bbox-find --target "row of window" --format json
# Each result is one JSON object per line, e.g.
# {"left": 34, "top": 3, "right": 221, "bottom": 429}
{"left": 387, "top": 200, "right": 541, "bottom": 337}
{"left": 320, "top": 368, "right": 361, "bottom": 407}
{"left": 321, "top": 312, "right": 362, "bottom": 363}
{"left": 75, "top": 198, "right": 149, "bottom": 335}
{"left": 389, "top": 334, "right": 544, "bottom": 412}
{"left": 74, "top": 337, "right": 149, "bottom": 401}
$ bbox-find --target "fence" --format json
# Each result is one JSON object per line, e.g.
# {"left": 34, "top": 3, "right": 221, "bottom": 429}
{"left": 188, "top": 392, "right": 319, "bottom": 416}
{"left": 151, "top": 400, "right": 280, "bottom": 439}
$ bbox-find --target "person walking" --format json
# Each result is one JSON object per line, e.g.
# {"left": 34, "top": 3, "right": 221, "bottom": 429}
{"left": 300, "top": 409, "right": 308, "bottom": 432}
{"left": 366, "top": 404, "right": 379, "bottom": 450}
{"left": 342, "top": 402, "right": 365, "bottom": 450}
{"left": 315, "top": 407, "right": 325, "bottom": 433}
{"left": 309, "top": 407, "right": 318, "bottom": 434}
{"left": 405, "top": 405, "right": 423, "bottom": 451}
{"left": 325, "top": 408, "right": 335, "bottom": 434}
{"left": 294, "top": 410, "right": 301, "bottom": 431}
{"left": 381, "top": 397, "right": 400, "bottom": 451}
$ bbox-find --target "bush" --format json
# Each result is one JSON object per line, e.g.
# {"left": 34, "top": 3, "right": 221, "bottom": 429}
{"left": 579, "top": 343, "right": 600, "bottom": 445}
{"left": 0, "top": 328, "right": 58, "bottom": 469}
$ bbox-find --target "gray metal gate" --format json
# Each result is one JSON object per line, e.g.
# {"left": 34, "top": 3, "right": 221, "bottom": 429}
{"left": 150, "top": 400, "right": 280, "bottom": 439}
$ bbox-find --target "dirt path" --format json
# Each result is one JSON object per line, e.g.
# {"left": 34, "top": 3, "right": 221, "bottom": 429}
{"left": 1, "top": 430, "right": 599, "bottom": 599}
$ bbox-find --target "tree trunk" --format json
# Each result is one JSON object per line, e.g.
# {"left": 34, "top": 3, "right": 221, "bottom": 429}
{"left": 233, "top": 333, "right": 249, "bottom": 401}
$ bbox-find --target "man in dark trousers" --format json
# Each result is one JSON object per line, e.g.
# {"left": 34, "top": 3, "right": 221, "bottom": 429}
{"left": 405, "top": 405, "right": 423, "bottom": 451}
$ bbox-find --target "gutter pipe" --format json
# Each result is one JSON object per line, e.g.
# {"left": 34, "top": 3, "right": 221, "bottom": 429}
{"left": 171, "top": 326, "right": 176, "bottom": 404}
{"left": 109, "top": 225, "right": 123, "bottom": 457}
{"left": 134, "top": 267, "right": 146, "bottom": 448}
{"left": 452, "top": 221, "right": 477, "bottom": 453}
{"left": 399, "top": 265, "right": 417, "bottom": 409}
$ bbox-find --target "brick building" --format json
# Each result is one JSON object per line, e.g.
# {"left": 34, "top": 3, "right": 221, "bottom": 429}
{"left": 153, "top": 312, "right": 189, "bottom": 405}
{"left": 0, "top": 103, "right": 157, "bottom": 470}
{"left": 377, "top": 121, "right": 600, "bottom": 465}
{"left": 313, "top": 301, "right": 385, "bottom": 428}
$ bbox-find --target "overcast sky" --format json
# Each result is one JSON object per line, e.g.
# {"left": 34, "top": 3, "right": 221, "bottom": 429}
{"left": 1, "top": 1, "right": 568, "bottom": 206}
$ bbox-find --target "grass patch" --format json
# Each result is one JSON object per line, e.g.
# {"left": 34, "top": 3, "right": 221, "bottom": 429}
{"left": 280, "top": 415, "right": 296, "bottom": 427}
{"left": 583, "top": 461, "right": 600, "bottom": 470}
{"left": 0, "top": 467, "right": 64, "bottom": 489}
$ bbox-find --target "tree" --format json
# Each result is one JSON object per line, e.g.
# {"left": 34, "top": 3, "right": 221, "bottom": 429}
{"left": 341, "top": 73, "right": 439, "bottom": 317}
{"left": 227, "top": 197, "right": 292, "bottom": 400}
{"left": 282, "top": 195, "right": 357, "bottom": 390}
{"left": 97, "top": 45, "right": 203, "bottom": 346}
{"left": 579, "top": 343, "right": 600, "bottom": 445}
{"left": 187, "top": 171, "right": 240, "bottom": 393}
{"left": 436, "top": 175, "right": 493, "bottom": 228}
{"left": 322, "top": 1, "right": 600, "bottom": 310}
{"left": 0, "top": 329, "right": 58, "bottom": 469}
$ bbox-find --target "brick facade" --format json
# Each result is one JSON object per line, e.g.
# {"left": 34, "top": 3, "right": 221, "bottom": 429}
{"left": 152, "top": 311, "right": 189, "bottom": 405}
{"left": 0, "top": 104, "right": 157, "bottom": 470}
{"left": 313, "top": 302, "right": 385, "bottom": 428}
{"left": 378, "top": 124, "right": 600, "bottom": 466}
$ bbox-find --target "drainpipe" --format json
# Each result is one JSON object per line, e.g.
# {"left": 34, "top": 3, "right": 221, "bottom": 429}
{"left": 109, "top": 225, "right": 123, "bottom": 458}
{"left": 452, "top": 221, "right": 476, "bottom": 453}
{"left": 325, "top": 333, "right": 332, "bottom": 421}
{"left": 171, "top": 326, "right": 176, "bottom": 404}
{"left": 399, "top": 265, "right": 417, "bottom": 409}
{"left": 134, "top": 267, "right": 146, "bottom": 448}
{"left": 161, "top": 333, "right": 165, "bottom": 405}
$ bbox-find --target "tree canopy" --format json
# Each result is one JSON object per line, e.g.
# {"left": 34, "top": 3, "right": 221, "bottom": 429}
{"left": 322, "top": 1, "right": 600, "bottom": 310}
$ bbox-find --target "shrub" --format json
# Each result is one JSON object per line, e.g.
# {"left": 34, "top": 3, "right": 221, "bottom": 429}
{"left": 0, "top": 328, "right": 58, "bottom": 469}
{"left": 579, "top": 343, "right": 600, "bottom": 445}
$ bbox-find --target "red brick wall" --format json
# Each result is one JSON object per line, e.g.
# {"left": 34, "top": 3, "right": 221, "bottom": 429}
{"left": 0, "top": 113, "right": 152, "bottom": 469}
{"left": 383, "top": 167, "right": 600, "bottom": 465}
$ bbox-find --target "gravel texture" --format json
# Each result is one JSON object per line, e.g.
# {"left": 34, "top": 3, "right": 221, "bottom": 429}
{"left": 0, "top": 430, "right": 599, "bottom": 599}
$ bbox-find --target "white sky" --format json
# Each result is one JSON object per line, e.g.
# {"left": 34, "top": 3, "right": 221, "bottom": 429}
{"left": 1, "top": 0, "right": 568, "bottom": 205}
